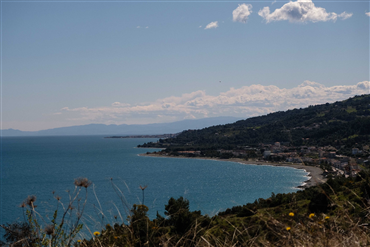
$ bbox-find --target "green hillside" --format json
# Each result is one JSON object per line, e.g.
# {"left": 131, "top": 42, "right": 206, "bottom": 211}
{"left": 139, "top": 95, "right": 370, "bottom": 155}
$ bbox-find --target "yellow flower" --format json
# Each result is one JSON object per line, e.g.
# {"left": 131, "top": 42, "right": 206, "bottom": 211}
{"left": 286, "top": 227, "right": 291, "bottom": 231}
{"left": 114, "top": 236, "right": 118, "bottom": 239}
{"left": 309, "top": 213, "right": 315, "bottom": 218}
{"left": 77, "top": 240, "right": 81, "bottom": 243}
{"left": 93, "top": 231, "right": 100, "bottom": 236}
{"left": 289, "top": 212, "right": 294, "bottom": 217}
{"left": 325, "top": 216, "right": 330, "bottom": 220}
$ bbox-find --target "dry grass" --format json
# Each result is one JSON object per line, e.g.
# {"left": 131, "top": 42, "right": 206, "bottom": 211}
{"left": 2, "top": 174, "right": 370, "bottom": 247}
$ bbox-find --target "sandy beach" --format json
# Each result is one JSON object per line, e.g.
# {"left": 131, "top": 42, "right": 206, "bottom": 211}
{"left": 139, "top": 153, "right": 327, "bottom": 188}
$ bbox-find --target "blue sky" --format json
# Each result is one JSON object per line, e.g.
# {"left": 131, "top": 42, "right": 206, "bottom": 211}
{"left": 1, "top": 0, "right": 370, "bottom": 131}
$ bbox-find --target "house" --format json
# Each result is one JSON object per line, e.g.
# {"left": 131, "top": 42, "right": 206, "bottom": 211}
{"left": 263, "top": 151, "right": 271, "bottom": 158}
{"left": 340, "top": 162, "right": 348, "bottom": 170}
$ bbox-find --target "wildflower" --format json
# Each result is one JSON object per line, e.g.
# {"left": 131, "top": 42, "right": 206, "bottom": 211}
{"left": 289, "top": 212, "right": 294, "bottom": 217}
{"left": 24, "top": 195, "right": 37, "bottom": 208}
{"left": 77, "top": 240, "right": 81, "bottom": 243}
{"left": 74, "top": 178, "right": 92, "bottom": 188}
{"left": 139, "top": 185, "right": 148, "bottom": 205}
{"left": 114, "top": 236, "right": 118, "bottom": 239}
{"left": 325, "top": 216, "right": 330, "bottom": 220}
{"left": 139, "top": 185, "right": 148, "bottom": 190}
{"left": 309, "top": 213, "right": 315, "bottom": 218}
{"left": 286, "top": 227, "right": 291, "bottom": 231}
{"left": 93, "top": 231, "right": 100, "bottom": 236}
{"left": 44, "top": 224, "right": 54, "bottom": 235}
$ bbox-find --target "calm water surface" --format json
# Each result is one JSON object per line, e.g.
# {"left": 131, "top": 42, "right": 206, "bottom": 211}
{"left": 1, "top": 136, "right": 308, "bottom": 236}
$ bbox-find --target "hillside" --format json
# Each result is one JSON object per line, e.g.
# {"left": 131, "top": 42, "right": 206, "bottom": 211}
{"left": 139, "top": 95, "right": 370, "bottom": 155}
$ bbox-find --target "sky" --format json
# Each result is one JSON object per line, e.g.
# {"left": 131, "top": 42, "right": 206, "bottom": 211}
{"left": 1, "top": 0, "right": 370, "bottom": 131}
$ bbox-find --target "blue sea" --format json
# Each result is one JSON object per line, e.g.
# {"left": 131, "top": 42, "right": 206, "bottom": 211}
{"left": 1, "top": 136, "right": 308, "bottom": 237}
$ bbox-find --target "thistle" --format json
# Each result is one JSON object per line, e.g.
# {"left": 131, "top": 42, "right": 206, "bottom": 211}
{"left": 74, "top": 178, "right": 92, "bottom": 188}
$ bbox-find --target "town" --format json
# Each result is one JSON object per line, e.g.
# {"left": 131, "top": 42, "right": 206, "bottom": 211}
{"left": 147, "top": 141, "right": 369, "bottom": 178}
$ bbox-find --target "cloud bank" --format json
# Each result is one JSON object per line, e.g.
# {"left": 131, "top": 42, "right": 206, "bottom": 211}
{"left": 205, "top": 21, "right": 218, "bottom": 29}
{"left": 60, "top": 81, "right": 369, "bottom": 124}
{"left": 258, "top": 0, "right": 352, "bottom": 23}
{"left": 233, "top": 4, "right": 253, "bottom": 23}
{"left": 366, "top": 12, "right": 370, "bottom": 17}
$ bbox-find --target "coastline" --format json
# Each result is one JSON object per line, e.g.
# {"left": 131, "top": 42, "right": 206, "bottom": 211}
{"left": 138, "top": 153, "right": 327, "bottom": 188}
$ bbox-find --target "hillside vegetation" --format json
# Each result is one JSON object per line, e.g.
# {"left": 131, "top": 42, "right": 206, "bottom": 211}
{"left": 139, "top": 94, "right": 370, "bottom": 155}
{"left": 81, "top": 172, "right": 370, "bottom": 246}
{"left": 3, "top": 172, "right": 370, "bottom": 246}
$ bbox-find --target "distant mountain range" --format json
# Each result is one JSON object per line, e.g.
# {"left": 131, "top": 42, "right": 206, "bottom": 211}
{"left": 1, "top": 117, "right": 242, "bottom": 137}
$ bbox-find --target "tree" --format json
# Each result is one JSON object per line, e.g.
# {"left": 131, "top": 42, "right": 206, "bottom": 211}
{"left": 164, "top": 197, "right": 201, "bottom": 234}
{"left": 129, "top": 204, "right": 152, "bottom": 246}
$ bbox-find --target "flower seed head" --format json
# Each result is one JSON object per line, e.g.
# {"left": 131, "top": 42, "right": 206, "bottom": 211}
{"left": 24, "top": 195, "right": 37, "bottom": 207}
{"left": 74, "top": 177, "right": 92, "bottom": 188}
{"left": 44, "top": 225, "right": 55, "bottom": 235}
{"left": 139, "top": 185, "right": 148, "bottom": 190}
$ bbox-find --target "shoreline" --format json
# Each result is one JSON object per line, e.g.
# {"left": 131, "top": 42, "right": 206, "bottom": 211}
{"left": 138, "top": 153, "right": 327, "bottom": 189}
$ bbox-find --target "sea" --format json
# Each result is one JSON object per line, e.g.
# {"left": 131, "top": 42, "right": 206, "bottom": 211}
{"left": 1, "top": 136, "right": 308, "bottom": 238}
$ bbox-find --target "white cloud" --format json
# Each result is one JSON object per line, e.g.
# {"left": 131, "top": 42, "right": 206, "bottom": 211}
{"left": 258, "top": 0, "right": 353, "bottom": 23}
{"left": 205, "top": 21, "right": 218, "bottom": 29}
{"left": 199, "top": 25, "right": 202, "bottom": 28}
{"left": 145, "top": 26, "right": 149, "bottom": 29}
{"left": 136, "top": 26, "right": 141, "bottom": 28}
{"left": 338, "top": 12, "right": 353, "bottom": 20}
{"left": 232, "top": 4, "right": 253, "bottom": 23}
{"left": 366, "top": 12, "right": 370, "bottom": 17}
{"left": 59, "top": 81, "right": 369, "bottom": 124}
{"left": 112, "top": 102, "right": 131, "bottom": 107}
